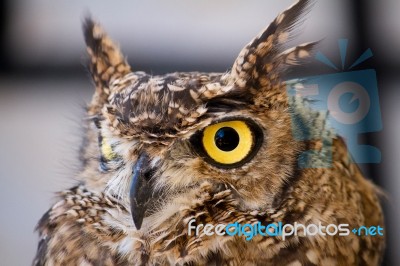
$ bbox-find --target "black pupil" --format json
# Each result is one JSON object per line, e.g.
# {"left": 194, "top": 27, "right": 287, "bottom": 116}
{"left": 214, "top": 127, "right": 240, "bottom": 151}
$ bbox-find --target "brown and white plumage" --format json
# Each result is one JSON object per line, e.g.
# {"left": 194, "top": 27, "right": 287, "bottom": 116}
{"left": 33, "top": 0, "right": 385, "bottom": 265}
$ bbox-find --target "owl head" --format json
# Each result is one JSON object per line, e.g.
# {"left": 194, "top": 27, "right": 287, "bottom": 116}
{"left": 80, "top": 0, "right": 316, "bottom": 260}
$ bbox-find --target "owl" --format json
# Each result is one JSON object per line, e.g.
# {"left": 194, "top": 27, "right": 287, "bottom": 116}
{"left": 33, "top": 0, "right": 385, "bottom": 265}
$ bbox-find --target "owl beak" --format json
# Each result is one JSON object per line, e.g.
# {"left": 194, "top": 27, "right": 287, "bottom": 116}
{"left": 129, "top": 153, "right": 153, "bottom": 230}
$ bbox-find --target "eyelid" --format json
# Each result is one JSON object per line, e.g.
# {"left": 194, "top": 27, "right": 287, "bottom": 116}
{"left": 88, "top": 115, "right": 102, "bottom": 129}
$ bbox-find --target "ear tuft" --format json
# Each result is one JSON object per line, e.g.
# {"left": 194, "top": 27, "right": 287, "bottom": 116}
{"left": 231, "top": 0, "right": 316, "bottom": 89}
{"left": 277, "top": 41, "right": 319, "bottom": 66}
{"left": 83, "top": 17, "right": 132, "bottom": 115}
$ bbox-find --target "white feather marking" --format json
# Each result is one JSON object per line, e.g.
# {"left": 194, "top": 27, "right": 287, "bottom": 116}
{"left": 167, "top": 84, "right": 186, "bottom": 92}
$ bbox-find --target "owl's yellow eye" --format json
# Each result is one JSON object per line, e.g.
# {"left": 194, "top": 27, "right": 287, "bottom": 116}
{"left": 196, "top": 119, "right": 263, "bottom": 168}
{"left": 101, "top": 137, "right": 117, "bottom": 161}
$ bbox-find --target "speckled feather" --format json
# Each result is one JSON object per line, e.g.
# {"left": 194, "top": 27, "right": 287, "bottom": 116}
{"left": 34, "top": 0, "right": 384, "bottom": 265}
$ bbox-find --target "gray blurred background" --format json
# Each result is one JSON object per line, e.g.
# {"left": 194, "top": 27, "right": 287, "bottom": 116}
{"left": 0, "top": 0, "right": 398, "bottom": 265}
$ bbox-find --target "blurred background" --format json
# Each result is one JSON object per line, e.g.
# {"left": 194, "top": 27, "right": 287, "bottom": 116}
{"left": 0, "top": 0, "right": 398, "bottom": 265}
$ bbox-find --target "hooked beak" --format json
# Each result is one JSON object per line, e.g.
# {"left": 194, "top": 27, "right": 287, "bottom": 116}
{"left": 129, "top": 153, "right": 154, "bottom": 230}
